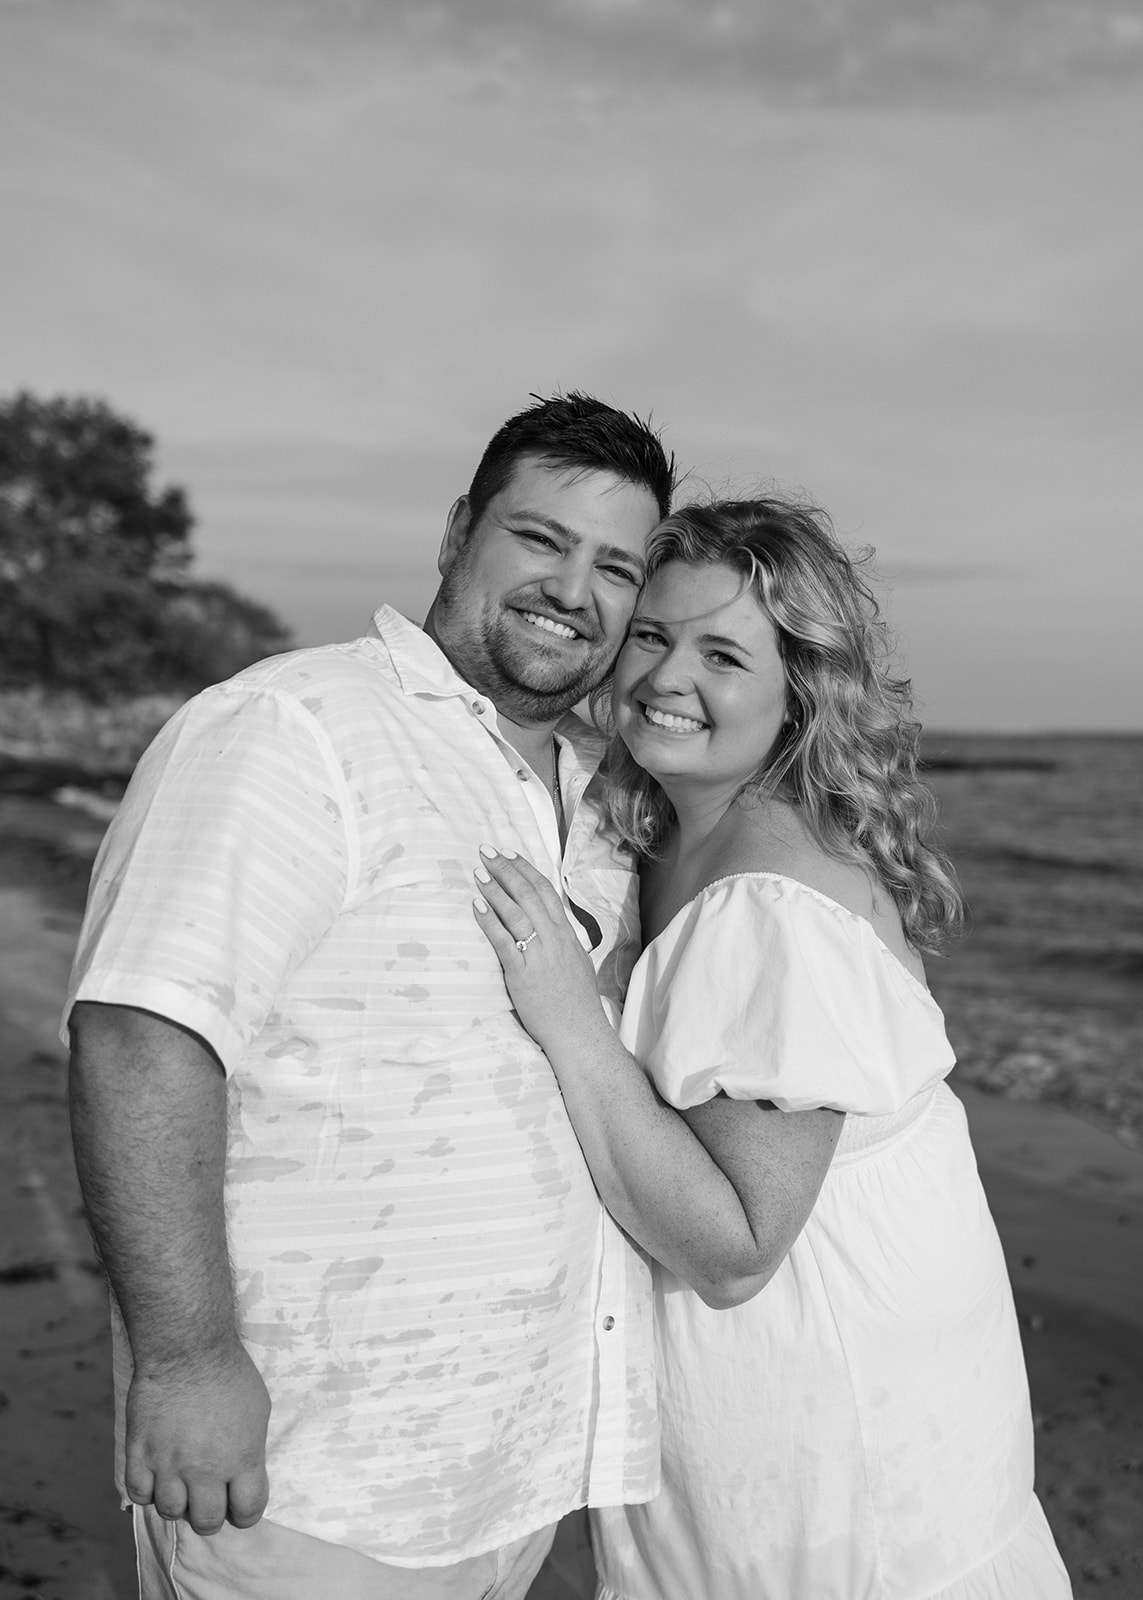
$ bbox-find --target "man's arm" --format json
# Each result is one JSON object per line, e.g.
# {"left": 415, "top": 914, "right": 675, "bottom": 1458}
{"left": 68, "top": 1001, "right": 270, "bottom": 1536}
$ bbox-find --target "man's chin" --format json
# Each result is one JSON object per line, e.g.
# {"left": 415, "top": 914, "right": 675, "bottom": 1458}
{"left": 501, "top": 644, "right": 605, "bottom": 694}
{"left": 494, "top": 661, "right": 608, "bottom": 720}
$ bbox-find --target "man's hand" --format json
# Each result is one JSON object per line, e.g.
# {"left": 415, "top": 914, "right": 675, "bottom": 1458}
{"left": 125, "top": 1343, "right": 271, "bottom": 1536}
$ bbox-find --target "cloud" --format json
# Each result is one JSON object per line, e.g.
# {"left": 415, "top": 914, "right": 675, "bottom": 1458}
{"left": 2, "top": 0, "right": 1141, "bottom": 725}
{"left": 9, "top": 0, "right": 1143, "bottom": 107}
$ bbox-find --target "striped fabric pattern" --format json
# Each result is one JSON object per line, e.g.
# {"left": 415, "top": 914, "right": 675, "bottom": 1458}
{"left": 66, "top": 607, "right": 657, "bottom": 1565}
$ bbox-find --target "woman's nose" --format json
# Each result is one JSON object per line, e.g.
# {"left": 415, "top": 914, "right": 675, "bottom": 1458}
{"left": 644, "top": 648, "right": 691, "bottom": 694}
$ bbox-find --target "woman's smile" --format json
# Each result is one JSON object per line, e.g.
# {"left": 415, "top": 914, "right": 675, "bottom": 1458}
{"left": 638, "top": 703, "right": 709, "bottom": 734}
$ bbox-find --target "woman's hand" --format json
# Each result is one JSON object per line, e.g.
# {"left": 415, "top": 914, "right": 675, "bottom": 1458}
{"left": 473, "top": 848, "right": 606, "bottom": 1051}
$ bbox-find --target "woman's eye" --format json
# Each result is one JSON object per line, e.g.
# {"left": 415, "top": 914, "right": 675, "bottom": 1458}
{"left": 709, "top": 651, "right": 742, "bottom": 668}
{"left": 632, "top": 627, "right": 665, "bottom": 646}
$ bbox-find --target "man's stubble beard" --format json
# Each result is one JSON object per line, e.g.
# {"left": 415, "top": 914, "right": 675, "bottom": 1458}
{"left": 480, "top": 608, "right": 610, "bottom": 722}
{"left": 434, "top": 566, "right": 617, "bottom": 723}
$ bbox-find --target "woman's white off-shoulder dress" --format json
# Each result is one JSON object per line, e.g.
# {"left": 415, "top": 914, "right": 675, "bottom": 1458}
{"left": 592, "top": 874, "right": 1071, "bottom": 1600}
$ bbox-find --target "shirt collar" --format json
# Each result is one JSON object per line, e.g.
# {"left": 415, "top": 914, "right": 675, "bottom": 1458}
{"left": 368, "top": 604, "right": 608, "bottom": 772}
{"left": 368, "top": 605, "right": 472, "bottom": 699}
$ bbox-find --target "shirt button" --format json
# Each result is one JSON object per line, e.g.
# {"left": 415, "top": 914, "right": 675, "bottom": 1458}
{"left": 516, "top": 769, "right": 529, "bottom": 781}
{"left": 602, "top": 1315, "right": 616, "bottom": 1331}
{"left": 471, "top": 700, "right": 486, "bottom": 716}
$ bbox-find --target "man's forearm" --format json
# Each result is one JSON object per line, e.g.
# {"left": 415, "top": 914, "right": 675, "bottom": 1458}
{"left": 68, "top": 1001, "right": 239, "bottom": 1366}
{"left": 68, "top": 1001, "right": 271, "bottom": 1533}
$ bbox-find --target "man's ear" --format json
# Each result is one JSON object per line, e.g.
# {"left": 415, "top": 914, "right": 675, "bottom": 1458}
{"left": 437, "top": 496, "right": 473, "bottom": 577}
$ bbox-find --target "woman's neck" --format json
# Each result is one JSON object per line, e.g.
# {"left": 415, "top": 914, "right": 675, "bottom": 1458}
{"left": 660, "top": 778, "right": 748, "bottom": 860}
{"left": 664, "top": 781, "right": 804, "bottom": 884}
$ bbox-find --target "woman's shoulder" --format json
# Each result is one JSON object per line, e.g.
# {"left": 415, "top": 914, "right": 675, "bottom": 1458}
{"left": 707, "top": 807, "right": 925, "bottom": 983}
{"left": 710, "top": 803, "right": 869, "bottom": 912}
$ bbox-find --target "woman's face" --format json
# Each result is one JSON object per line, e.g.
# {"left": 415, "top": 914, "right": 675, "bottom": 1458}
{"left": 613, "top": 560, "right": 789, "bottom": 795}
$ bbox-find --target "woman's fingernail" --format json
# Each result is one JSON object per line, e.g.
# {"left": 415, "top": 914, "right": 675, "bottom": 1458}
{"left": 499, "top": 848, "right": 518, "bottom": 860}
{"left": 479, "top": 845, "right": 498, "bottom": 859}
{"left": 473, "top": 895, "right": 488, "bottom": 913}
{"left": 474, "top": 866, "right": 491, "bottom": 883}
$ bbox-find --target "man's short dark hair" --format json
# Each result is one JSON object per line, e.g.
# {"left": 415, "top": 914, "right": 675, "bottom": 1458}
{"left": 466, "top": 391, "right": 674, "bottom": 529}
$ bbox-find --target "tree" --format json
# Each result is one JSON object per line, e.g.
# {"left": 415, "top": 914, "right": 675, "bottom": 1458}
{"left": 0, "top": 391, "right": 292, "bottom": 696}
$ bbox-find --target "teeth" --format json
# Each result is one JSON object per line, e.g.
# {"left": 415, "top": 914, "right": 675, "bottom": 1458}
{"left": 642, "top": 705, "right": 706, "bottom": 732}
{"left": 521, "top": 611, "right": 578, "bottom": 640}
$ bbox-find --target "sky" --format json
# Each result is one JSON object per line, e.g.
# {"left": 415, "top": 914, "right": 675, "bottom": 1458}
{"left": 2, "top": 0, "right": 1141, "bottom": 730}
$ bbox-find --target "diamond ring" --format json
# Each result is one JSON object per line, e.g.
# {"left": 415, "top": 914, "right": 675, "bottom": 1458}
{"left": 515, "top": 929, "right": 538, "bottom": 954}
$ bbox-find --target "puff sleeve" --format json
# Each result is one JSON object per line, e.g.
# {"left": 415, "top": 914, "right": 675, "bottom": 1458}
{"left": 618, "top": 874, "right": 955, "bottom": 1114}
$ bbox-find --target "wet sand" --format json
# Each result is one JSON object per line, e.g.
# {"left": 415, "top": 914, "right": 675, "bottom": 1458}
{"left": 1, "top": 806, "right": 1140, "bottom": 1598}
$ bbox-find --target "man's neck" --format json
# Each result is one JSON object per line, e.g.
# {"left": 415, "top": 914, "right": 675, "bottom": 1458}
{"left": 494, "top": 712, "right": 563, "bottom": 785}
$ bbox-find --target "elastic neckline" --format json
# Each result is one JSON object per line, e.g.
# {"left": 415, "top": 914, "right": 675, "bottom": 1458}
{"left": 645, "top": 870, "right": 937, "bottom": 1007}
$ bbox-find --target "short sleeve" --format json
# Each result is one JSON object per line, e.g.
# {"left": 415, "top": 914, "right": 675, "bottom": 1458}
{"left": 618, "top": 875, "right": 955, "bottom": 1115}
{"left": 63, "top": 683, "right": 353, "bottom": 1072}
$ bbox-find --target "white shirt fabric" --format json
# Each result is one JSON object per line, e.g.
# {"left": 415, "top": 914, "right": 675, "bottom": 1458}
{"left": 592, "top": 874, "right": 1072, "bottom": 1600}
{"left": 65, "top": 606, "right": 657, "bottom": 1566}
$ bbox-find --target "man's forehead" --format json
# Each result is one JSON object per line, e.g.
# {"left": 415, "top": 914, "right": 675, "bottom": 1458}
{"left": 498, "top": 453, "right": 642, "bottom": 502}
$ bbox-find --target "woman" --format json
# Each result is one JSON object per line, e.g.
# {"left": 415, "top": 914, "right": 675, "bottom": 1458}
{"left": 472, "top": 498, "right": 1071, "bottom": 1599}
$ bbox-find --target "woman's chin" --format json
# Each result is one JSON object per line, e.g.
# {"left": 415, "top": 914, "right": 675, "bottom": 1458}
{"left": 623, "top": 732, "right": 702, "bottom": 784}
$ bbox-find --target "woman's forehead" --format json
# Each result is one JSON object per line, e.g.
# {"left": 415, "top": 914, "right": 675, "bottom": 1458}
{"left": 640, "top": 559, "right": 765, "bottom": 630}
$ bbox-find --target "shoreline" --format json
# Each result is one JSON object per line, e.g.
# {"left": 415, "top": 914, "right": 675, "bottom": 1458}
{"left": 1, "top": 764, "right": 1141, "bottom": 1595}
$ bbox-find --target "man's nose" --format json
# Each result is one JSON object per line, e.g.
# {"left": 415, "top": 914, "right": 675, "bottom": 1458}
{"left": 540, "top": 555, "right": 593, "bottom": 614}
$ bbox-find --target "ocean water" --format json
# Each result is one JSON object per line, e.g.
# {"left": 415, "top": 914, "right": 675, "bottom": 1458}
{"left": 921, "top": 734, "right": 1143, "bottom": 1144}
{"left": 2, "top": 714, "right": 1140, "bottom": 1144}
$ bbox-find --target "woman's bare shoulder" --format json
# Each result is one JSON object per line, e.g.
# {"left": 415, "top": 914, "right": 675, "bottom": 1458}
{"left": 742, "top": 832, "right": 878, "bottom": 921}
{"left": 714, "top": 802, "right": 925, "bottom": 978}
{"left": 713, "top": 802, "right": 864, "bottom": 906}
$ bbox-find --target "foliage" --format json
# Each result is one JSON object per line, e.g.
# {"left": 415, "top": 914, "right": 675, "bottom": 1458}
{"left": 0, "top": 391, "right": 292, "bottom": 697}
{"left": 0, "top": 685, "right": 185, "bottom": 771}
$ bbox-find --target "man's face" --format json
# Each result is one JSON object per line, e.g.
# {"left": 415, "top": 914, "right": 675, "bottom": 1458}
{"left": 428, "top": 455, "right": 661, "bottom": 724}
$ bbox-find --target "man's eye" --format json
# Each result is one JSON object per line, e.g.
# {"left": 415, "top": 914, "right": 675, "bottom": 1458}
{"left": 518, "top": 530, "right": 558, "bottom": 550}
{"left": 601, "top": 565, "right": 641, "bottom": 584}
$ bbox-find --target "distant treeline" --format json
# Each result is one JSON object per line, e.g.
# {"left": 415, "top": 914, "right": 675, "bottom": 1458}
{"left": 0, "top": 391, "right": 292, "bottom": 700}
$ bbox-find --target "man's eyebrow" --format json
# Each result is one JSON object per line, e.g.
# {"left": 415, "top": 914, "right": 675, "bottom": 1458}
{"left": 509, "top": 512, "right": 647, "bottom": 576}
{"left": 600, "top": 544, "right": 647, "bottom": 578}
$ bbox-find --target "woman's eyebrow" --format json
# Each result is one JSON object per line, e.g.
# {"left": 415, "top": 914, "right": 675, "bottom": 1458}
{"left": 632, "top": 614, "right": 753, "bottom": 658}
{"left": 699, "top": 631, "right": 752, "bottom": 657}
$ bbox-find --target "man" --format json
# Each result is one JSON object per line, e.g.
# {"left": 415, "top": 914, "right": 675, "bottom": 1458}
{"left": 66, "top": 392, "right": 674, "bottom": 1600}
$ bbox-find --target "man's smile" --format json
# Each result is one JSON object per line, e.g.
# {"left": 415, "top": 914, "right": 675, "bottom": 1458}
{"left": 517, "top": 608, "right": 585, "bottom": 642}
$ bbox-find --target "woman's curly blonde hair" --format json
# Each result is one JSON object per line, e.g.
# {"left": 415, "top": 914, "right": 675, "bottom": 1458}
{"left": 592, "top": 496, "right": 964, "bottom": 954}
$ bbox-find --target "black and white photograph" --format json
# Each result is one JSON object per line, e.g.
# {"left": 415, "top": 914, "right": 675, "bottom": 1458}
{"left": 1, "top": 4, "right": 1140, "bottom": 1598}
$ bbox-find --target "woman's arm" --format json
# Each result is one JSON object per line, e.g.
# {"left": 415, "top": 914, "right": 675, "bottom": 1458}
{"left": 474, "top": 850, "right": 843, "bottom": 1308}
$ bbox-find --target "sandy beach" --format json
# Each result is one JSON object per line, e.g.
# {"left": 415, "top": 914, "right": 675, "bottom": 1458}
{"left": 1, "top": 778, "right": 1140, "bottom": 1599}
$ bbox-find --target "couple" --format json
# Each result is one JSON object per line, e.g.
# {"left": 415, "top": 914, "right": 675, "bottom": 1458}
{"left": 65, "top": 393, "right": 1070, "bottom": 1599}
